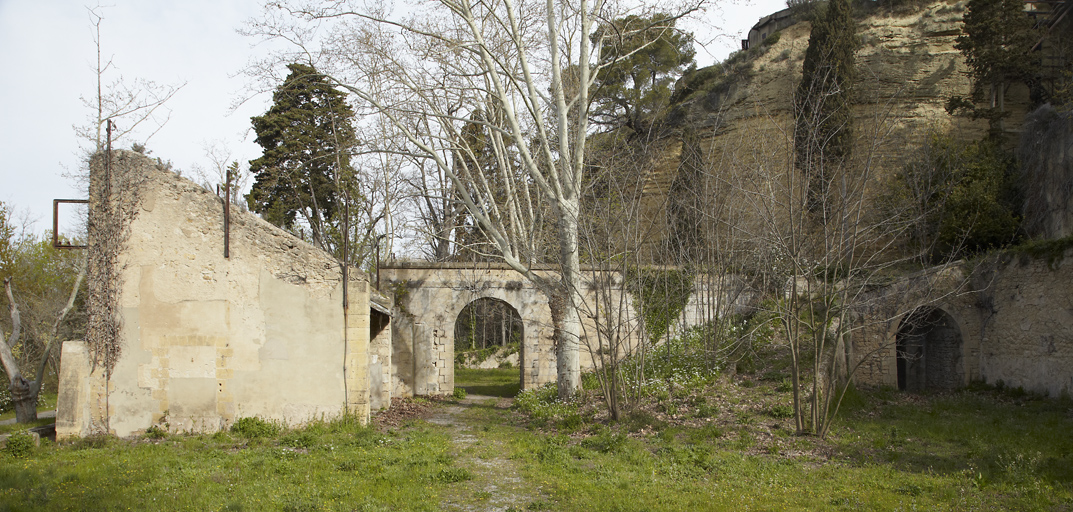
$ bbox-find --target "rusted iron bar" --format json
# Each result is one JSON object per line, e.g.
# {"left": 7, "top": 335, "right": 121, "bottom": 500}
{"left": 52, "top": 199, "right": 89, "bottom": 249}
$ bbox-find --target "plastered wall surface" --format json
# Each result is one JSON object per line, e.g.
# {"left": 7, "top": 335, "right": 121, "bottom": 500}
{"left": 58, "top": 152, "right": 387, "bottom": 439}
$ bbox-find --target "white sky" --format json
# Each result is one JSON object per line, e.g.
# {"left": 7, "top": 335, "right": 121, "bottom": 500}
{"left": 0, "top": 0, "right": 785, "bottom": 235}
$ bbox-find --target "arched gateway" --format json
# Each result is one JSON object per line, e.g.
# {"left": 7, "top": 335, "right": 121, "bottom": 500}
{"left": 379, "top": 262, "right": 564, "bottom": 397}
{"left": 896, "top": 307, "right": 965, "bottom": 392}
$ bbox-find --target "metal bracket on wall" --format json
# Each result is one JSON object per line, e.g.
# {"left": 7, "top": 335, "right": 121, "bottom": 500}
{"left": 52, "top": 199, "right": 88, "bottom": 249}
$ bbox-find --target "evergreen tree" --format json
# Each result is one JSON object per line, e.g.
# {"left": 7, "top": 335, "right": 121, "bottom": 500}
{"left": 247, "top": 63, "right": 357, "bottom": 252}
{"left": 951, "top": 0, "right": 1038, "bottom": 134}
{"left": 591, "top": 14, "right": 695, "bottom": 137}
{"left": 794, "top": 0, "right": 858, "bottom": 215}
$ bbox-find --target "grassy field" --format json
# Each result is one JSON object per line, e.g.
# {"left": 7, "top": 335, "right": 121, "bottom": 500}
{"left": 500, "top": 380, "right": 1073, "bottom": 511}
{"left": 455, "top": 367, "right": 521, "bottom": 398}
{"left": 0, "top": 373, "right": 1069, "bottom": 510}
{"left": 0, "top": 415, "right": 456, "bottom": 511}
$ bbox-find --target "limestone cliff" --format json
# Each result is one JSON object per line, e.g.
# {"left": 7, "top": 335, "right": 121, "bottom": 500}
{"left": 637, "top": 0, "right": 1035, "bottom": 248}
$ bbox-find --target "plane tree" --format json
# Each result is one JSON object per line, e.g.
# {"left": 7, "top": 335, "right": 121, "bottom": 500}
{"left": 247, "top": 0, "right": 702, "bottom": 398}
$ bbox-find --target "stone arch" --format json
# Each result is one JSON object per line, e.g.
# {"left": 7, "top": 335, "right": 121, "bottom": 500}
{"left": 896, "top": 307, "right": 964, "bottom": 392}
{"left": 453, "top": 297, "right": 525, "bottom": 389}
{"left": 444, "top": 287, "right": 539, "bottom": 385}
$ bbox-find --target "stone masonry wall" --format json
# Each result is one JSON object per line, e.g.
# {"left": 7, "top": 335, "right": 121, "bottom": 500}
{"left": 58, "top": 151, "right": 386, "bottom": 438}
{"left": 381, "top": 263, "right": 641, "bottom": 396}
{"left": 850, "top": 246, "right": 1073, "bottom": 397}
{"left": 972, "top": 248, "right": 1073, "bottom": 396}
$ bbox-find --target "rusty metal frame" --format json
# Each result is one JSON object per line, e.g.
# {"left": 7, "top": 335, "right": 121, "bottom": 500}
{"left": 52, "top": 199, "right": 88, "bottom": 249}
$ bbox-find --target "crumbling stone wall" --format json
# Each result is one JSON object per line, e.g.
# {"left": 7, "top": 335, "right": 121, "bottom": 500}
{"left": 970, "top": 248, "right": 1073, "bottom": 396}
{"left": 851, "top": 247, "right": 1073, "bottom": 396}
{"left": 58, "top": 151, "right": 389, "bottom": 438}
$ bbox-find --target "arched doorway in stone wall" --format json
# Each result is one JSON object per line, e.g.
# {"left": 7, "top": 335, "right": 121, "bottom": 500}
{"left": 453, "top": 297, "right": 523, "bottom": 396}
{"left": 896, "top": 308, "right": 964, "bottom": 392}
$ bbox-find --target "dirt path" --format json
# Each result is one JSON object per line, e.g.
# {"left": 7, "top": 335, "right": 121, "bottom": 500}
{"left": 428, "top": 395, "right": 538, "bottom": 511}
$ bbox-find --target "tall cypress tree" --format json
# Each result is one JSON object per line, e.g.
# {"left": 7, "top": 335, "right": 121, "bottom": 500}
{"left": 247, "top": 63, "right": 357, "bottom": 252}
{"left": 794, "top": 0, "right": 858, "bottom": 215}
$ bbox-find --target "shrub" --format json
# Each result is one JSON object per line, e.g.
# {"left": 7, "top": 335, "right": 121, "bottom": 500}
{"left": 4, "top": 431, "right": 36, "bottom": 457}
{"left": 623, "top": 410, "right": 666, "bottom": 433}
{"left": 886, "top": 132, "right": 1022, "bottom": 262}
{"left": 514, "top": 383, "right": 585, "bottom": 429}
{"left": 231, "top": 417, "right": 281, "bottom": 439}
{"left": 581, "top": 428, "right": 629, "bottom": 453}
{"left": 281, "top": 430, "right": 318, "bottom": 449}
{"left": 768, "top": 403, "right": 794, "bottom": 419}
{"left": 144, "top": 425, "right": 168, "bottom": 440}
{"left": 452, "top": 387, "right": 468, "bottom": 400}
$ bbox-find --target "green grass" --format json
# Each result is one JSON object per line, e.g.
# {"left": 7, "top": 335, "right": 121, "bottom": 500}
{"left": 0, "top": 382, "right": 1070, "bottom": 510}
{"left": 0, "top": 414, "right": 462, "bottom": 511}
{"left": 496, "top": 384, "right": 1073, "bottom": 511}
{"left": 454, "top": 367, "right": 520, "bottom": 398}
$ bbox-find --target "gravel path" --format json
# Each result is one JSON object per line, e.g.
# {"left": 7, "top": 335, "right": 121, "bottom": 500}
{"left": 430, "top": 395, "right": 537, "bottom": 512}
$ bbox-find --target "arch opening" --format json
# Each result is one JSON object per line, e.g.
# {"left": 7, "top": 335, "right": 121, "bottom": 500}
{"left": 896, "top": 307, "right": 963, "bottom": 392}
{"left": 453, "top": 297, "right": 523, "bottom": 397}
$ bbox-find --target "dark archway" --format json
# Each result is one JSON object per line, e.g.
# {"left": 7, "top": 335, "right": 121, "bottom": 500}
{"left": 454, "top": 297, "right": 523, "bottom": 396}
{"left": 896, "top": 308, "right": 963, "bottom": 392}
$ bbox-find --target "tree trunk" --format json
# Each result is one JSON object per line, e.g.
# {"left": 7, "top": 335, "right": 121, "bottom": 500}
{"left": 10, "top": 376, "right": 37, "bottom": 424}
{"left": 554, "top": 204, "right": 583, "bottom": 399}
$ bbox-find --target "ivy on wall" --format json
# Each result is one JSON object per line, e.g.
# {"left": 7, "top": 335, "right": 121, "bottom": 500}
{"left": 87, "top": 150, "right": 149, "bottom": 375}
{"left": 626, "top": 267, "right": 695, "bottom": 344}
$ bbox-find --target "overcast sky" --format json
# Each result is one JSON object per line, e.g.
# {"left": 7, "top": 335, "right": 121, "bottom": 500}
{"left": 0, "top": 0, "right": 784, "bottom": 235}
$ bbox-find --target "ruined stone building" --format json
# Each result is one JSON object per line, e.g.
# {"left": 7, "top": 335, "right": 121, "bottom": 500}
{"left": 57, "top": 152, "right": 392, "bottom": 438}
{"left": 56, "top": 2, "right": 1073, "bottom": 438}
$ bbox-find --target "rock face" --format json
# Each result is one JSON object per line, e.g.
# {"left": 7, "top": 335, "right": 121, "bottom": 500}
{"left": 640, "top": 0, "right": 1035, "bottom": 242}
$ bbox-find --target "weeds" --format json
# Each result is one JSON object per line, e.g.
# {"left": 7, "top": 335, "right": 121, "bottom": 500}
{"left": 144, "top": 425, "right": 168, "bottom": 440}
{"left": 231, "top": 416, "right": 281, "bottom": 439}
{"left": 3, "top": 431, "right": 36, "bottom": 458}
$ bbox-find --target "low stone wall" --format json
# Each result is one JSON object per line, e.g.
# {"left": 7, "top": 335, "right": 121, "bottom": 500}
{"left": 58, "top": 152, "right": 389, "bottom": 438}
{"left": 851, "top": 245, "right": 1073, "bottom": 397}
{"left": 972, "top": 247, "right": 1073, "bottom": 396}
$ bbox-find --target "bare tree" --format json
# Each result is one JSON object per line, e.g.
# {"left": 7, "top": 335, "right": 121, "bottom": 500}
{"left": 575, "top": 133, "right": 655, "bottom": 420}
{"left": 247, "top": 0, "right": 702, "bottom": 398}
{"left": 1, "top": 271, "right": 84, "bottom": 423}
{"left": 726, "top": 66, "right": 978, "bottom": 437}
{"left": 75, "top": 6, "right": 184, "bottom": 153}
{"left": 191, "top": 141, "right": 253, "bottom": 210}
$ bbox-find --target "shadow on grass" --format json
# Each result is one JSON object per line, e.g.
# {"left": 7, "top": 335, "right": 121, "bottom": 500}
{"left": 462, "top": 382, "right": 521, "bottom": 398}
{"left": 837, "top": 388, "right": 1073, "bottom": 486}
{"left": 456, "top": 367, "right": 521, "bottom": 398}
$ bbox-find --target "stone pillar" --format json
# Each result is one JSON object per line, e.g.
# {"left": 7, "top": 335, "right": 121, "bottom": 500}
{"left": 345, "top": 279, "right": 371, "bottom": 423}
{"left": 56, "top": 341, "right": 109, "bottom": 439}
{"left": 56, "top": 341, "right": 89, "bottom": 440}
{"left": 369, "top": 310, "right": 392, "bottom": 410}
